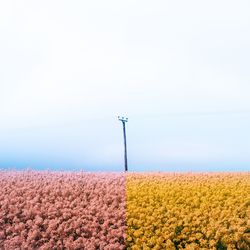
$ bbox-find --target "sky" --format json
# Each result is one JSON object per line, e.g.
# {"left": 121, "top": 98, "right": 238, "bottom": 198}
{"left": 0, "top": 0, "right": 250, "bottom": 172}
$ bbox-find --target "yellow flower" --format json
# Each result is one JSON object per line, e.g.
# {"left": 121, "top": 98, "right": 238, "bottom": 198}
{"left": 133, "top": 230, "right": 142, "bottom": 238}
{"left": 126, "top": 173, "right": 249, "bottom": 249}
{"left": 127, "top": 236, "right": 133, "bottom": 242}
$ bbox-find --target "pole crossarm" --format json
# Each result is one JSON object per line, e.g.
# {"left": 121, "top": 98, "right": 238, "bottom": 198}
{"left": 118, "top": 116, "right": 128, "bottom": 123}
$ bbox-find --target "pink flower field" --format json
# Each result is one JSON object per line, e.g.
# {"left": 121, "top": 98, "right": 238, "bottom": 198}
{"left": 0, "top": 171, "right": 126, "bottom": 250}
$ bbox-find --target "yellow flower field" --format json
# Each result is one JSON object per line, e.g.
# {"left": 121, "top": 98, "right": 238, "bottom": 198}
{"left": 126, "top": 173, "right": 250, "bottom": 250}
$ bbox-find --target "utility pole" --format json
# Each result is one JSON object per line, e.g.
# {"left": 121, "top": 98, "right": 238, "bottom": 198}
{"left": 118, "top": 116, "right": 128, "bottom": 172}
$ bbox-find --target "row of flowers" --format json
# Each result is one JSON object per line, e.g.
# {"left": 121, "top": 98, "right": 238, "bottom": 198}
{"left": 0, "top": 171, "right": 126, "bottom": 250}
{"left": 126, "top": 173, "right": 250, "bottom": 250}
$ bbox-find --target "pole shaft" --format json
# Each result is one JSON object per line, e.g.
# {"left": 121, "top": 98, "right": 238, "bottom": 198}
{"left": 122, "top": 121, "right": 128, "bottom": 171}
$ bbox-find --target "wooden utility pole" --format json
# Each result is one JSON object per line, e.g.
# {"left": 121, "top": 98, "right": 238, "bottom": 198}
{"left": 118, "top": 116, "right": 128, "bottom": 171}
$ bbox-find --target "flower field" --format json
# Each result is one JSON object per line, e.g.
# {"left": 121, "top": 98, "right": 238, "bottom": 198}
{"left": 0, "top": 171, "right": 126, "bottom": 250}
{"left": 126, "top": 173, "right": 250, "bottom": 250}
{"left": 0, "top": 171, "right": 249, "bottom": 249}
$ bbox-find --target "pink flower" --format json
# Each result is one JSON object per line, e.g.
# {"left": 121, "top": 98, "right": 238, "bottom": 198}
{"left": 0, "top": 171, "right": 126, "bottom": 249}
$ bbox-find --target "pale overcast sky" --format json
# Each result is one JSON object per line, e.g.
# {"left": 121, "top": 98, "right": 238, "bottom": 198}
{"left": 1, "top": 1, "right": 250, "bottom": 171}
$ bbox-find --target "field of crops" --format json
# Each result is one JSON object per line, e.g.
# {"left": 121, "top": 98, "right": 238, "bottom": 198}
{"left": 126, "top": 173, "right": 250, "bottom": 250}
{"left": 0, "top": 171, "right": 126, "bottom": 249}
{"left": 0, "top": 171, "right": 249, "bottom": 249}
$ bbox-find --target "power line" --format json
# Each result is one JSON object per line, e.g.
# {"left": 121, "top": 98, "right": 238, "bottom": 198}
{"left": 128, "top": 110, "right": 250, "bottom": 118}
{"left": 1, "top": 109, "right": 249, "bottom": 131}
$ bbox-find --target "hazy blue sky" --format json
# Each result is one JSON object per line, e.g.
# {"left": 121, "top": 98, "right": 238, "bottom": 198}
{"left": 1, "top": 1, "right": 250, "bottom": 171}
